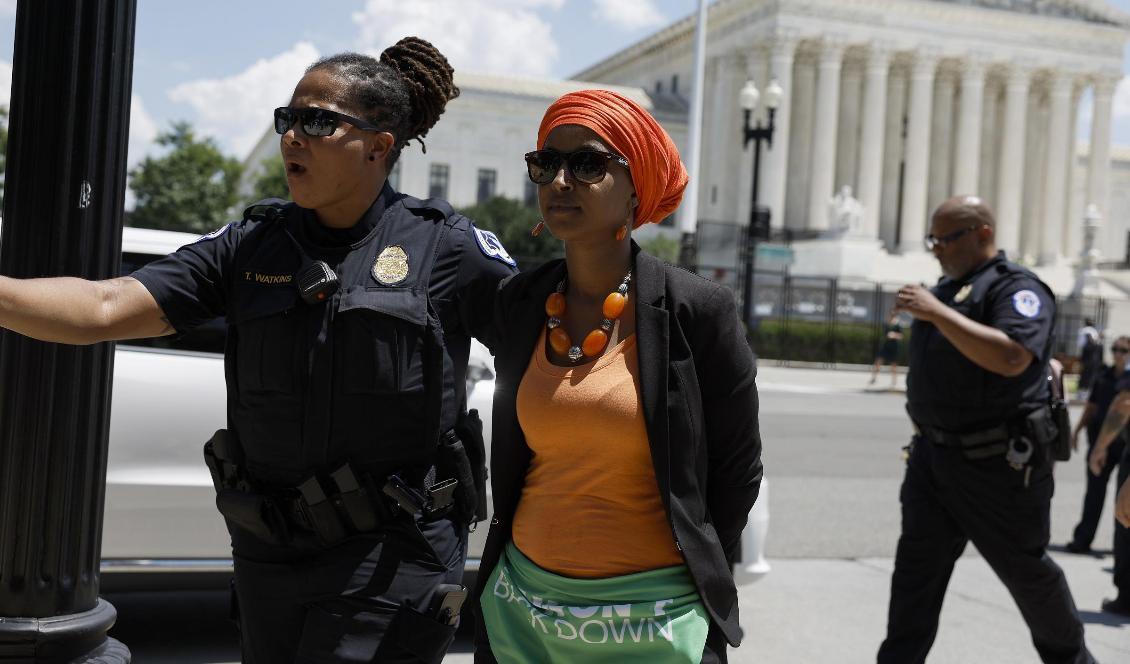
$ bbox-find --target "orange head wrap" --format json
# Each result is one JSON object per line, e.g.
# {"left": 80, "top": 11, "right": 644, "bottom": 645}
{"left": 537, "top": 89, "right": 688, "bottom": 228}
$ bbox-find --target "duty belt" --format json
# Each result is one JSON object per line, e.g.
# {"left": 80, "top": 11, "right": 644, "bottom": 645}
{"left": 204, "top": 430, "right": 458, "bottom": 548}
{"left": 918, "top": 422, "right": 1011, "bottom": 459}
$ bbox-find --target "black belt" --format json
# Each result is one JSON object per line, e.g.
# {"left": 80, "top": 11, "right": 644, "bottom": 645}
{"left": 918, "top": 423, "right": 1011, "bottom": 459}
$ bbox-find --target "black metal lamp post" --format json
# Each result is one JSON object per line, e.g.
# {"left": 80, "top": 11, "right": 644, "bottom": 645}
{"left": 739, "top": 78, "right": 783, "bottom": 326}
{"left": 0, "top": 1, "right": 137, "bottom": 661}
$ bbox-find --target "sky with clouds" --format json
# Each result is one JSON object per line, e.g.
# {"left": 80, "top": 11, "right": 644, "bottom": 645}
{"left": 0, "top": 0, "right": 1128, "bottom": 168}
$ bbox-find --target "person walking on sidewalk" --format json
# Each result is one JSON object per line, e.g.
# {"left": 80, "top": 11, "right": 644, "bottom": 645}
{"left": 877, "top": 195, "right": 1093, "bottom": 664}
{"left": 1065, "top": 336, "right": 1129, "bottom": 554}
{"left": 1087, "top": 365, "right": 1130, "bottom": 616}
{"left": 869, "top": 312, "right": 905, "bottom": 389}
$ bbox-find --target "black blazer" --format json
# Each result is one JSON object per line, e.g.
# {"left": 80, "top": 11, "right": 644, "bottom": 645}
{"left": 472, "top": 244, "right": 763, "bottom": 657}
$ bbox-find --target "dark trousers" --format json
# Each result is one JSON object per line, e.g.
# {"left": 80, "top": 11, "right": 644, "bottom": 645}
{"left": 232, "top": 517, "right": 467, "bottom": 664}
{"left": 878, "top": 437, "right": 1093, "bottom": 664}
{"left": 1115, "top": 444, "right": 1130, "bottom": 599}
{"left": 1070, "top": 433, "right": 1126, "bottom": 548}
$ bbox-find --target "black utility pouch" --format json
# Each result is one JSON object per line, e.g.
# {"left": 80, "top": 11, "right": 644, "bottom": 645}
{"left": 215, "top": 489, "right": 289, "bottom": 545}
{"left": 454, "top": 409, "right": 489, "bottom": 523}
{"left": 1048, "top": 399, "right": 1072, "bottom": 462}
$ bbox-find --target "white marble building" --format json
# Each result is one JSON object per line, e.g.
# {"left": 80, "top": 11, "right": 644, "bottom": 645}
{"left": 244, "top": 0, "right": 1130, "bottom": 298}
{"left": 573, "top": 0, "right": 1130, "bottom": 292}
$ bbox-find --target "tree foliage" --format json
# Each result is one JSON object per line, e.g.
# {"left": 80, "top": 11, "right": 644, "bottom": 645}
{"left": 458, "top": 196, "right": 561, "bottom": 269}
{"left": 250, "top": 154, "right": 290, "bottom": 203}
{"left": 128, "top": 121, "right": 243, "bottom": 233}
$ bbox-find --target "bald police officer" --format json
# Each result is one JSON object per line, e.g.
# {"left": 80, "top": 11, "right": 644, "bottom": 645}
{"left": 877, "top": 196, "right": 1093, "bottom": 664}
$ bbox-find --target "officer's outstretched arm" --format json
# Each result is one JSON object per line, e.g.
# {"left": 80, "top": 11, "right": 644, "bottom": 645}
{"left": 0, "top": 274, "right": 173, "bottom": 345}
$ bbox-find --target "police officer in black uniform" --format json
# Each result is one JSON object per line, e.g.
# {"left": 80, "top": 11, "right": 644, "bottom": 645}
{"left": 0, "top": 37, "right": 516, "bottom": 663}
{"left": 876, "top": 196, "right": 1093, "bottom": 664}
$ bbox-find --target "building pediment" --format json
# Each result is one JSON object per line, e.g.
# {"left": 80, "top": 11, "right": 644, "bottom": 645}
{"left": 928, "top": 0, "right": 1130, "bottom": 27}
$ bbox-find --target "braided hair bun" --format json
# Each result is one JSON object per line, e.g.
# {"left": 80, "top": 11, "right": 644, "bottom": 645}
{"left": 379, "top": 37, "right": 460, "bottom": 147}
{"left": 307, "top": 37, "right": 459, "bottom": 168}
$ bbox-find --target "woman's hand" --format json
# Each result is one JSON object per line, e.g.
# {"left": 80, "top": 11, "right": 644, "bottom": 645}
{"left": 1089, "top": 444, "right": 1108, "bottom": 477}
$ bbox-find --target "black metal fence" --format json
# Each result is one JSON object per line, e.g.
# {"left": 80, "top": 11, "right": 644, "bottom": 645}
{"left": 692, "top": 220, "right": 1109, "bottom": 365}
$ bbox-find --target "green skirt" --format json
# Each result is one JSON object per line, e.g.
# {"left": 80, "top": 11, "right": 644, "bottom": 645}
{"left": 480, "top": 541, "right": 710, "bottom": 663}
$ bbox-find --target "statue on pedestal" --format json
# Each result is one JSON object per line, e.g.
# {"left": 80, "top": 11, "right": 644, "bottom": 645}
{"left": 828, "top": 185, "right": 864, "bottom": 237}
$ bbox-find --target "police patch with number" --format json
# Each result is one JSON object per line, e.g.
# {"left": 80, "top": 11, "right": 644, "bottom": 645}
{"left": 473, "top": 226, "right": 517, "bottom": 267}
{"left": 1012, "top": 290, "right": 1041, "bottom": 318}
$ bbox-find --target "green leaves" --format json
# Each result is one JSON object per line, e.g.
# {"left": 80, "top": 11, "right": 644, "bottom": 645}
{"left": 127, "top": 121, "right": 243, "bottom": 234}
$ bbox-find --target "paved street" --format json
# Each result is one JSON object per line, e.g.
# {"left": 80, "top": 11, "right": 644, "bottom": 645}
{"left": 105, "top": 364, "right": 1130, "bottom": 662}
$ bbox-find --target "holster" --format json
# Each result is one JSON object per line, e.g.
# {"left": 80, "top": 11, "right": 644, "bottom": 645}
{"left": 453, "top": 409, "right": 488, "bottom": 524}
{"left": 436, "top": 429, "right": 478, "bottom": 526}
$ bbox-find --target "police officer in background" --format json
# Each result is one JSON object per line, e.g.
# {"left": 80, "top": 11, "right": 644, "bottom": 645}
{"left": 877, "top": 196, "right": 1093, "bottom": 664}
{"left": 0, "top": 37, "right": 516, "bottom": 663}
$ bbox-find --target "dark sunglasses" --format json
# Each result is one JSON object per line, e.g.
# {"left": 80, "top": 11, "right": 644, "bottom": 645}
{"left": 1113, "top": 346, "right": 1130, "bottom": 354}
{"left": 274, "top": 106, "right": 384, "bottom": 137}
{"left": 924, "top": 225, "right": 982, "bottom": 252}
{"left": 524, "top": 149, "right": 629, "bottom": 185}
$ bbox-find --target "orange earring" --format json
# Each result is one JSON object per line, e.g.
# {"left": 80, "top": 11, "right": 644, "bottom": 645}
{"left": 531, "top": 221, "right": 545, "bottom": 237}
{"left": 614, "top": 224, "right": 628, "bottom": 241}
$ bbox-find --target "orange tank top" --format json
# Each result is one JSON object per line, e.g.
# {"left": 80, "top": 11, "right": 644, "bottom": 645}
{"left": 510, "top": 327, "right": 683, "bottom": 578}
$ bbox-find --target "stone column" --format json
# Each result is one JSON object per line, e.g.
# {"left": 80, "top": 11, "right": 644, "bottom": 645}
{"left": 996, "top": 65, "right": 1030, "bottom": 255}
{"left": 953, "top": 57, "right": 986, "bottom": 194}
{"left": 899, "top": 52, "right": 938, "bottom": 253}
{"left": 808, "top": 39, "right": 846, "bottom": 231}
{"left": 786, "top": 56, "right": 817, "bottom": 229}
{"left": 762, "top": 35, "right": 797, "bottom": 231}
{"left": 1087, "top": 73, "right": 1118, "bottom": 227}
{"left": 706, "top": 53, "right": 743, "bottom": 223}
{"left": 928, "top": 71, "right": 956, "bottom": 212}
{"left": 880, "top": 68, "right": 908, "bottom": 249}
{"left": 1040, "top": 71, "right": 1073, "bottom": 265}
{"left": 836, "top": 61, "right": 863, "bottom": 193}
{"left": 857, "top": 44, "right": 890, "bottom": 240}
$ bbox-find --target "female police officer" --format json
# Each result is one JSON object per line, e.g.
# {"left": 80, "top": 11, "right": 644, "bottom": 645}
{"left": 0, "top": 37, "right": 515, "bottom": 663}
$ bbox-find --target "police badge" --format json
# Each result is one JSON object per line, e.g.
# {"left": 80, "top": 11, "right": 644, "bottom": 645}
{"left": 953, "top": 284, "right": 973, "bottom": 303}
{"left": 373, "top": 245, "right": 410, "bottom": 285}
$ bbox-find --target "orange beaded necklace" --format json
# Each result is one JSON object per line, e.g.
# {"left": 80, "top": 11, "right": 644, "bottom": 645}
{"left": 545, "top": 270, "right": 632, "bottom": 363}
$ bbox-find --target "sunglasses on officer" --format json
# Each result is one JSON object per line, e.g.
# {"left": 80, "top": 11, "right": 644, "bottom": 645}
{"left": 923, "top": 225, "right": 984, "bottom": 252}
{"left": 1113, "top": 345, "right": 1130, "bottom": 354}
{"left": 274, "top": 106, "right": 384, "bottom": 138}
{"left": 524, "top": 149, "right": 630, "bottom": 186}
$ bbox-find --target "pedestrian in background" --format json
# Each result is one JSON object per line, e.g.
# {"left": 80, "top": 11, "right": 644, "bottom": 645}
{"left": 1086, "top": 363, "right": 1130, "bottom": 616}
{"left": 472, "top": 90, "right": 763, "bottom": 663}
{"left": 877, "top": 195, "right": 1093, "bottom": 664}
{"left": 869, "top": 311, "right": 905, "bottom": 389}
{"left": 1065, "top": 336, "right": 1130, "bottom": 555}
{"left": 1078, "top": 318, "right": 1103, "bottom": 400}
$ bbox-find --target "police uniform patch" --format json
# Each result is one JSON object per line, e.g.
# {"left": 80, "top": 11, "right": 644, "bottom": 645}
{"left": 373, "top": 245, "right": 410, "bottom": 285}
{"left": 1012, "top": 289, "right": 1041, "bottom": 318}
{"left": 473, "top": 227, "right": 517, "bottom": 267}
{"left": 953, "top": 284, "right": 973, "bottom": 303}
{"left": 195, "top": 223, "right": 231, "bottom": 243}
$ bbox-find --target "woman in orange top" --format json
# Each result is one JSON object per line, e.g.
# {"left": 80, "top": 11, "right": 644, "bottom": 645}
{"left": 472, "top": 90, "right": 764, "bottom": 663}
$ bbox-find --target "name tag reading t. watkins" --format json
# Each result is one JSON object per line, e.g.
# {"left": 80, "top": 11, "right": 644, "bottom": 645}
{"left": 244, "top": 272, "right": 293, "bottom": 285}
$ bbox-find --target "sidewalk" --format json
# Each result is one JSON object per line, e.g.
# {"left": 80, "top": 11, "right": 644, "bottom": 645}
{"left": 736, "top": 553, "right": 1129, "bottom": 663}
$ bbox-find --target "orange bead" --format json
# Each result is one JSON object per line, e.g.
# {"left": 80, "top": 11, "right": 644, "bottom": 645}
{"left": 582, "top": 329, "right": 609, "bottom": 357}
{"left": 549, "top": 327, "right": 572, "bottom": 355}
{"left": 545, "top": 292, "right": 566, "bottom": 317}
{"left": 602, "top": 292, "right": 627, "bottom": 319}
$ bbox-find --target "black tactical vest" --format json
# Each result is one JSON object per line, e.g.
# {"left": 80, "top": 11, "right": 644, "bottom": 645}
{"left": 223, "top": 197, "right": 459, "bottom": 488}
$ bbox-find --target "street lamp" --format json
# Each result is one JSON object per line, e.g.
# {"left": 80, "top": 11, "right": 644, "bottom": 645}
{"left": 739, "top": 78, "right": 782, "bottom": 326}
